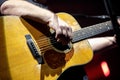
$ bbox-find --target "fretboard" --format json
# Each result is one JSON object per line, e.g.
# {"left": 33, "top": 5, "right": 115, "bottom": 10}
{"left": 72, "top": 21, "right": 113, "bottom": 43}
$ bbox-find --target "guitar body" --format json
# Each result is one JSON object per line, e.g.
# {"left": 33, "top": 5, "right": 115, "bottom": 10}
{"left": 0, "top": 12, "right": 93, "bottom": 80}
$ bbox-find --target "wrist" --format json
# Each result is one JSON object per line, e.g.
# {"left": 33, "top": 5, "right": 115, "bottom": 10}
{"left": 47, "top": 13, "right": 58, "bottom": 29}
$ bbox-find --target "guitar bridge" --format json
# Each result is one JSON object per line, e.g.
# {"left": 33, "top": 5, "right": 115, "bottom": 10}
{"left": 25, "top": 34, "right": 44, "bottom": 64}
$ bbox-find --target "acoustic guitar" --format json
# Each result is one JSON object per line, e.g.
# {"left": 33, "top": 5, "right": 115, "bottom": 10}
{"left": 0, "top": 12, "right": 112, "bottom": 80}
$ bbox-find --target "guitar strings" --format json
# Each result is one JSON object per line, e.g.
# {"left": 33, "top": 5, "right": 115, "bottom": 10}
{"left": 36, "top": 35, "right": 70, "bottom": 52}
{"left": 36, "top": 36, "right": 57, "bottom": 52}
{"left": 37, "top": 36, "right": 58, "bottom": 46}
{"left": 38, "top": 45, "right": 52, "bottom": 52}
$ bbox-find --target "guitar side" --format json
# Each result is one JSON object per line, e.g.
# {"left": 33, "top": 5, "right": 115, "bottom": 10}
{"left": 0, "top": 12, "right": 93, "bottom": 80}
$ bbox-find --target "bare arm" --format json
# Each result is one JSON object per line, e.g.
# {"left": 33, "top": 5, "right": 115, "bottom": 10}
{"left": 0, "top": 0, "right": 72, "bottom": 44}
{"left": 88, "top": 36, "right": 117, "bottom": 52}
{"left": 0, "top": 0, "right": 54, "bottom": 24}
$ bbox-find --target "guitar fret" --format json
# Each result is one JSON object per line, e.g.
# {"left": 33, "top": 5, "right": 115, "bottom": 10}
{"left": 72, "top": 21, "right": 113, "bottom": 43}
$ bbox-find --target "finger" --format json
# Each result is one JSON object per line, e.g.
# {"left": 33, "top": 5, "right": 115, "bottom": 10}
{"left": 62, "top": 28, "right": 67, "bottom": 37}
{"left": 55, "top": 27, "right": 62, "bottom": 39}
{"left": 67, "top": 27, "right": 73, "bottom": 40}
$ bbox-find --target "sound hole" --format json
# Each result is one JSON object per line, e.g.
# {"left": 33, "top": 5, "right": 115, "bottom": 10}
{"left": 50, "top": 33, "right": 72, "bottom": 53}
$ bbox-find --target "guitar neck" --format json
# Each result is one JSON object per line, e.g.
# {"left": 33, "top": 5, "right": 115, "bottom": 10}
{"left": 72, "top": 21, "right": 113, "bottom": 43}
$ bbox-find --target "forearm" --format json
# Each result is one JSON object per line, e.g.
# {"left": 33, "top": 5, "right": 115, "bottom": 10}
{"left": 0, "top": 0, "right": 73, "bottom": 44}
{"left": 0, "top": 0, "right": 54, "bottom": 24}
{"left": 88, "top": 36, "right": 117, "bottom": 52}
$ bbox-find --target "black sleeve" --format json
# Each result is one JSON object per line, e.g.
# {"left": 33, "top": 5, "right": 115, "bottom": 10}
{"left": 0, "top": 0, "right": 5, "bottom": 6}
{"left": 0, "top": 0, "right": 6, "bottom": 16}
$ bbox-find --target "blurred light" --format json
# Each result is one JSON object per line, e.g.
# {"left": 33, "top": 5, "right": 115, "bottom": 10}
{"left": 101, "top": 61, "right": 110, "bottom": 77}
